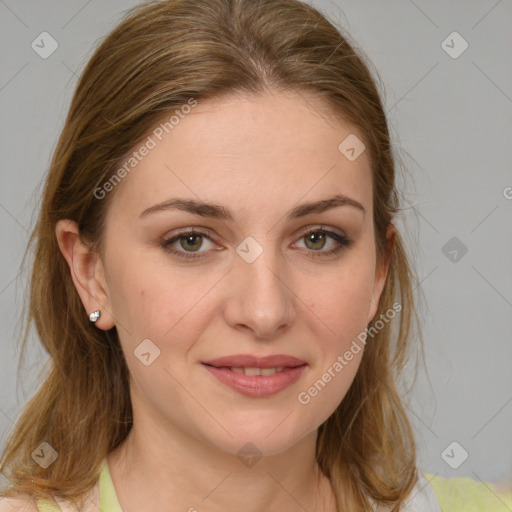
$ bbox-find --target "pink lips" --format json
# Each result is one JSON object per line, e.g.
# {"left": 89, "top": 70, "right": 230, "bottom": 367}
{"left": 202, "top": 353, "right": 308, "bottom": 397}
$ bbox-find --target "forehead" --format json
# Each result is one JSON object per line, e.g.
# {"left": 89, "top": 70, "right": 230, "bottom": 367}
{"left": 106, "top": 90, "right": 373, "bottom": 223}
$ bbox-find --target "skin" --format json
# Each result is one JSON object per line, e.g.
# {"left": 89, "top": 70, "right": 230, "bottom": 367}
{"left": 56, "top": 89, "right": 394, "bottom": 512}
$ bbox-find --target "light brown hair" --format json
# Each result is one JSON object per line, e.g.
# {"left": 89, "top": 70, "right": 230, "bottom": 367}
{"left": 0, "top": 0, "right": 423, "bottom": 510}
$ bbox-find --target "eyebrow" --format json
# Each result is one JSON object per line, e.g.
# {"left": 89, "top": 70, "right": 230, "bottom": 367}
{"left": 139, "top": 193, "right": 365, "bottom": 221}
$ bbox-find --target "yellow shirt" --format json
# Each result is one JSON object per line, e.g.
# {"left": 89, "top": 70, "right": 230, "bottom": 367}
{"left": 425, "top": 472, "right": 512, "bottom": 511}
{"left": 36, "top": 459, "right": 121, "bottom": 512}
{"left": 35, "top": 460, "right": 512, "bottom": 511}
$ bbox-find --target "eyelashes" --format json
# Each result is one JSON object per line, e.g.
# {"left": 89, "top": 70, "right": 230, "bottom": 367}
{"left": 160, "top": 226, "right": 353, "bottom": 261}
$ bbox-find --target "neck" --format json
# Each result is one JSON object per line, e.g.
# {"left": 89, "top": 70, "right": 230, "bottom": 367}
{"left": 107, "top": 416, "right": 336, "bottom": 512}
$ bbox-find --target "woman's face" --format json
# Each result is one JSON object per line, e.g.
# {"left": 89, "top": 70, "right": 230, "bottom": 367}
{"left": 96, "top": 90, "right": 390, "bottom": 457}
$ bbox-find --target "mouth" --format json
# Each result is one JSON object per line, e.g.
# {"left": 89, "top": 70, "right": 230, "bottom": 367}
{"left": 201, "top": 362, "right": 308, "bottom": 397}
{"left": 202, "top": 353, "right": 307, "bottom": 369}
{"left": 206, "top": 365, "right": 290, "bottom": 376}
{"left": 212, "top": 366, "right": 290, "bottom": 377}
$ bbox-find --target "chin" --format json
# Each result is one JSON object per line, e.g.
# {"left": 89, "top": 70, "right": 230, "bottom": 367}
{"left": 201, "top": 418, "right": 314, "bottom": 460}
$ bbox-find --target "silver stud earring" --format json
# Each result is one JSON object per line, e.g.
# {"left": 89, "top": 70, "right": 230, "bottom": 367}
{"left": 89, "top": 310, "right": 101, "bottom": 323}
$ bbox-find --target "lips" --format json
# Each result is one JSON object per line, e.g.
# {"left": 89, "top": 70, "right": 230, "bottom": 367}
{"left": 201, "top": 354, "right": 308, "bottom": 397}
{"left": 202, "top": 354, "right": 307, "bottom": 369}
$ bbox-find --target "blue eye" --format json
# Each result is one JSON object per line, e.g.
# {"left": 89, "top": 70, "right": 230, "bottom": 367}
{"left": 160, "top": 226, "right": 353, "bottom": 261}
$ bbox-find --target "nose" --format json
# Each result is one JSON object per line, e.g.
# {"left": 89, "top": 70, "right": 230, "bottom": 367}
{"left": 222, "top": 244, "right": 296, "bottom": 340}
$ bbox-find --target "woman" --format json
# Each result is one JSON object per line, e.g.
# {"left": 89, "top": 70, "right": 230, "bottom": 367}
{"left": 0, "top": 0, "right": 510, "bottom": 510}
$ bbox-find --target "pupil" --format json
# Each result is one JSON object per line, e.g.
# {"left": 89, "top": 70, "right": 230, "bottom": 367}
{"left": 182, "top": 234, "right": 201, "bottom": 251}
{"left": 307, "top": 232, "right": 325, "bottom": 249}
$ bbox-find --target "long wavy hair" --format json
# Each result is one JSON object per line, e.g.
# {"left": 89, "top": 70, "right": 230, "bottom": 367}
{"left": 0, "top": 0, "right": 424, "bottom": 510}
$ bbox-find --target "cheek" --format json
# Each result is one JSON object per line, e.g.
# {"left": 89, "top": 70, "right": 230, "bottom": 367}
{"left": 304, "top": 255, "right": 376, "bottom": 338}
{"left": 106, "top": 252, "right": 217, "bottom": 348}
{"left": 298, "top": 248, "right": 376, "bottom": 406}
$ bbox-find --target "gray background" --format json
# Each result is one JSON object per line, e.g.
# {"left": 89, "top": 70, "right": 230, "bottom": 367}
{"left": 1, "top": 0, "right": 511, "bottom": 488}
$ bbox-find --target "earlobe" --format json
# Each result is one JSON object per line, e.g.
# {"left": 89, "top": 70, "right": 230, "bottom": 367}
{"left": 55, "top": 219, "right": 115, "bottom": 330}
{"left": 367, "top": 223, "right": 396, "bottom": 324}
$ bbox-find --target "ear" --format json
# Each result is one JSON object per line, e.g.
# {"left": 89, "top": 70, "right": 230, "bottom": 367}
{"left": 367, "top": 223, "right": 396, "bottom": 324}
{"left": 55, "top": 219, "right": 115, "bottom": 330}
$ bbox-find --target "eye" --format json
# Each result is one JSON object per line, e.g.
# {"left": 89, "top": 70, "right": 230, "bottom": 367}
{"left": 294, "top": 226, "right": 353, "bottom": 259}
{"left": 160, "top": 229, "right": 215, "bottom": 260}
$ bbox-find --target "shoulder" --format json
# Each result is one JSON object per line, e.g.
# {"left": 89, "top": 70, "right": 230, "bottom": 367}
{"left": 370, "top": 474, "right": 442, "bottom": 512}
{"left": 399, "top": 474, "right": 442, "bottom": 512}
{"left": 424, "top": 472, "right": 512, "bottom": 512}
{"left": 0, "top": 497, "right": 39, "bottom": 512}
{"left": 0, "top": 480, "right": 100, "bottom": 512}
